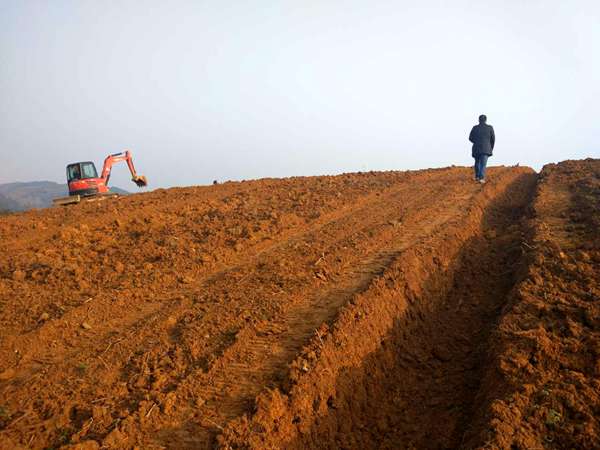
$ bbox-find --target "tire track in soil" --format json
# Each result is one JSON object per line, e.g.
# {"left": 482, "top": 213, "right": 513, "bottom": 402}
{"left": 0, "top": 179, "right": 380, "bottom": 369}
{"left": 70, "top": 171, "right": 462, "bottom": 446}
{"left": 177, "top": 208, "right": 457, "bottom": 418}
{"left": 141, "top": 172, "right": 516, "bottom": 449}
{"left": 0, "top": 172, "right": 416, "bottom": 386}
{"left": 0, "top": 171, "right": 407, "bottom": 352}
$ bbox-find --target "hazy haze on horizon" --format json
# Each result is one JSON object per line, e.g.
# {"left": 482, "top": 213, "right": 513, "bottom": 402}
{"left": 1, "top": 1, "right": 599, "bottom": 189}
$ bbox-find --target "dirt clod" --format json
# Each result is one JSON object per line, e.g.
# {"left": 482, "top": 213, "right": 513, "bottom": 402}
{"left": 12, "top": 270, "right": 25, "bottom": 281}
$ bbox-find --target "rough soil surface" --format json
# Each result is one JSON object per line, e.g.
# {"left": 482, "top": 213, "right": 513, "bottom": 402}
{"left": 0, "top": 162, "right": 596, "bottom": 450}
{"left": 219, "top": 168, "right": 537, "bottom": 450}
{"left": 464, "top": 159, "right": 600, "bottom": 449}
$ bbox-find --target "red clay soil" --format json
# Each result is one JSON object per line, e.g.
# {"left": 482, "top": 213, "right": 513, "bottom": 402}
{"left": 219, "top": 168, "right": 537, "bottom": 450}
{"left": 0, "top": 162, "right": 595, "bottom": 450}
{"left": 463, "top": 159, "right": 600, "bottom": 449}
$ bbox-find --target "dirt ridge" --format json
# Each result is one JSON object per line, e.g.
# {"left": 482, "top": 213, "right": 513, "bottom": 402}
{"left": 463, "top": 159, "right": 600, "bottom": 449}
{"left": 218, "top": 168, "right": 536, "bottom": 448}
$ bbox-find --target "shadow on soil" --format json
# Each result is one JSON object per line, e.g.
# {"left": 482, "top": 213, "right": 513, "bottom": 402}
{"left": 283, "top": 173, "right": 538, "bottom": 450}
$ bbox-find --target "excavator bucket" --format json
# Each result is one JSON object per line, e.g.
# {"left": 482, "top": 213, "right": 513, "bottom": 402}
{"left": 132, "top": 175, "right": 147, "bottom": 187}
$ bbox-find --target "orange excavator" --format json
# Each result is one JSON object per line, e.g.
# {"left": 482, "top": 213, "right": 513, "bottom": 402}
{"left": 53, "top": 150, "right": 147, "bottom": 206}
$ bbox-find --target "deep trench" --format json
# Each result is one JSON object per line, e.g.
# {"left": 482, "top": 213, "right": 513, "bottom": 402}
{"left": 284, "top": 174, "right": 538, "bottom": 450}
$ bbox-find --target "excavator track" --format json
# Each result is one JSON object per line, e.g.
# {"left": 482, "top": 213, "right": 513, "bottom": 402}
{"left": 52, "top": 192, "right": 119, "bottom": 207}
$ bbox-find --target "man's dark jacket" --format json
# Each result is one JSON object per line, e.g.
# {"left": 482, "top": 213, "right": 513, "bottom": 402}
{"left": 469, "top": 123, "right": 495, "bottom": 157}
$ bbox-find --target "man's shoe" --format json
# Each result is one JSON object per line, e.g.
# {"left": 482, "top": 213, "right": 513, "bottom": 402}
{"left": 479, "top": 179, "right": 486, "bottom": 184}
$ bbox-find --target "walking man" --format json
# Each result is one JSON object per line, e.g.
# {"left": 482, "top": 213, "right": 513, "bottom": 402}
{"left": 469, "top": 114, "right": 495, "bottom": 183}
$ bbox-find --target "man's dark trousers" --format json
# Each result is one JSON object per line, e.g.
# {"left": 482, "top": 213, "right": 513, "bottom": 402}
{"left": 474, "top": 154, "right": 489, "bottom": 180}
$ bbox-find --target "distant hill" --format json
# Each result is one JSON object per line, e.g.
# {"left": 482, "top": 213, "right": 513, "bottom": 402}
{"left": 0, "top": 181, "right": 128, "bottom": 212}
{"left": 0, "top": 193, "right": 22, "bottom": 213}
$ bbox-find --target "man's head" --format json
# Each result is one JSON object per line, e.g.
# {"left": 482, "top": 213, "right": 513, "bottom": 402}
{"left": 479, "top": 114, "right": 487, "bottom": 123}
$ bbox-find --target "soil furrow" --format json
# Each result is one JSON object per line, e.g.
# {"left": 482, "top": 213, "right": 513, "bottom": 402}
{"left": 125, "top": 171, "right": 481, "bottom": 448}
{"left": 464, "top": 159, "right": 600, "bottom": 449}
{"left": 136, "top": 170, "right": 520, "bottom": 449}
{"left": 327, "top": 173, "right": 537, "bottom": 449}
{"left": 219, "top": 168, "right": 536, "bottom": 449}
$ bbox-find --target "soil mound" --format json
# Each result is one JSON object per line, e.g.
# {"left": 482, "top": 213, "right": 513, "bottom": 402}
{"left": 0, "top": 162, "right": 597, "bottom": 449}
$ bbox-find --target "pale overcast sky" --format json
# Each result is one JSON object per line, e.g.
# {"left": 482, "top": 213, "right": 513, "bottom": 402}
{"left": 1, "top": 1, "right": 598, "bottom": 189}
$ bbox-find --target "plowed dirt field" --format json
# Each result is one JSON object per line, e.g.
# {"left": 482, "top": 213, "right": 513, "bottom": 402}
{"left": 0, "top": 161, "right": 598, "bottom": 450}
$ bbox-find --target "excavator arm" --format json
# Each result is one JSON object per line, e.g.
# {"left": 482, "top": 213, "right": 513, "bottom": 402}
{"left": 101, "top": 151, "right": 148, "bottom": 188}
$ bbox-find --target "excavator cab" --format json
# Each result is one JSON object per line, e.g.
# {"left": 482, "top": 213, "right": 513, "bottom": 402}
{"left": 67, "top": 162, "right": 98, "bottom": 182}
{"left": 66, "top": 161, "right": 107, "bottom": 197}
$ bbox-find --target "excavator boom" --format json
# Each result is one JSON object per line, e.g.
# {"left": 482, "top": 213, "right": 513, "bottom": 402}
{"left": 101, "top": 151, "right": 148, "bottom": 187}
